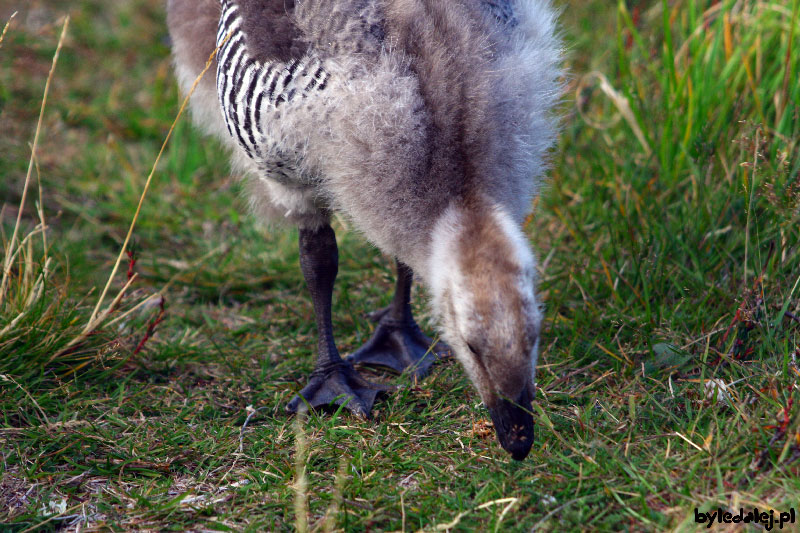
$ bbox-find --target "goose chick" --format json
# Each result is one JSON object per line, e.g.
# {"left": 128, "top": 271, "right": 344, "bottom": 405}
{"left": 167, "top": 0, "right": 562, "bottom": 460}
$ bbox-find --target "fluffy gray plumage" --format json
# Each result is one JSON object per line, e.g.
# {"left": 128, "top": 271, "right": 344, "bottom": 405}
{"left": 167, "top": 0, "right": 563, "bottom": 277}
{"left": 169, "top": 1, "right": 563, "bottom": 458}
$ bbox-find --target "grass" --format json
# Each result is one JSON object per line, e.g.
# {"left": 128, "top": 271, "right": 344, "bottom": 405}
{"left": 1, "top": 0, "right": 799, "bottom": 530}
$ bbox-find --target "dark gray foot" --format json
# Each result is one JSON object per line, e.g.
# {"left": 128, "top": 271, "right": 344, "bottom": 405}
{"left": 286, "top": 362, "right": 391, "bottom": 418}
{"left": 347, "top": 306, "right": 449, "bottom": 379}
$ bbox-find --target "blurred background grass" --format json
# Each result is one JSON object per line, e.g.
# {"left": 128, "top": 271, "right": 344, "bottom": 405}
{"left": 1, "top": 0, "right": 799, "bottom": 530}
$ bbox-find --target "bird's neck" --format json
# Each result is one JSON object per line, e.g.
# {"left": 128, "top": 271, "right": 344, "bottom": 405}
{"left": 422, "top": 197, "right": 537, "bottom": 321}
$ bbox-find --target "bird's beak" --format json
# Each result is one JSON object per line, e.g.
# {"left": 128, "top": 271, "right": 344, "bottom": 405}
{"left": 487, "top": 384, "right": 534, "bottom": 460}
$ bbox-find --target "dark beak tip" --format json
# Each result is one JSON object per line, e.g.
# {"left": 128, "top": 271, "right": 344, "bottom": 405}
{"left": 502, "top": 430, "right": 534, "bottom": 460}
{"left": 488, "top": 396, "right": 535, "bottom": 461}
{"left": 510, "top": 446, "right": 532, "bottom": 461}
{"left": 495, "top": 417, "right": 533, "bottom": 461}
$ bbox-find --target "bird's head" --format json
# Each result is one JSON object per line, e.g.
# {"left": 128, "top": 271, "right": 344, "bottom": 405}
{"left": 425, "top": 200, "right": 542, "bottom": 460}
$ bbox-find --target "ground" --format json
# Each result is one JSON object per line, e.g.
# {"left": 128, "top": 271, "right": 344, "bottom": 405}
{"left": 1, "top": 0, "right": 799, "bottom": 531}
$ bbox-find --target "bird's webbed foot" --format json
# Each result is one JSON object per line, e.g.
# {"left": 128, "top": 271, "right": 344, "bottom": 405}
{"left": 286, "top": 361, "right": 391, "bottom": 418}
{"left": 347, "top": 306, "right": 448, "bottom": 380}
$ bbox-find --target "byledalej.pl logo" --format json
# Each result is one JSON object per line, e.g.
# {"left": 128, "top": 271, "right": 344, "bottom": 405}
{"left": 694, "top": 507, "right": 796, "bottom": 530}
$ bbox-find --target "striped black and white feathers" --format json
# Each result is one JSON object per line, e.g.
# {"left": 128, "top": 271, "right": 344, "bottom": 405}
{"left": 215, "top": 0, "right": 329, "bottom": 184}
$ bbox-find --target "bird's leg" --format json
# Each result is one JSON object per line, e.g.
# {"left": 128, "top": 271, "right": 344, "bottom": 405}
{"left": 286, "top": 224, "right": 389, "bottom": 418}
{"left": 347, "top": 260, "right": 449, "bottom": 379}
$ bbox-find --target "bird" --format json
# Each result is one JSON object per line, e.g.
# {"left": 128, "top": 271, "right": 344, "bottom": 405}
{"left": 166, "top": 0, "right": 562, "bottom": 460}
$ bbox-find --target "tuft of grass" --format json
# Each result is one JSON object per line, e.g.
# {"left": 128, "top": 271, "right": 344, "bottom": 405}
{"left": 1, "top": 15, "right": 114, "bottom": 379}
{"left": 0, "top": 15, "right": 150, "bottom": 388}
{"left": 1, "top": 0, "right": 799, "bottom": 531}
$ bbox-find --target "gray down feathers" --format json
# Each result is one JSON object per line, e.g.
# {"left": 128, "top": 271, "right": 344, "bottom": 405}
{"left": 168, "top": 0, "right": 563, "bottom": 274}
